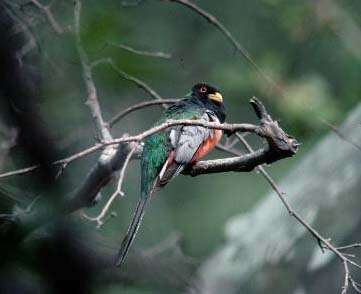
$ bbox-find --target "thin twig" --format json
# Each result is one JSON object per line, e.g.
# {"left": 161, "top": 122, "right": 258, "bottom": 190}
{"left": 342, "top": 261, "right": 350, "bottom": 294}
{"left": 29, "top": 0, "right": 63, "bottom": 34}
{"left": 319, "top": 118, "right": 361, "bottom": 151}
{"left": 107, "top": 41, "right": 172, "bottom": 59}
{"left": 74, "top": 0, "right": 112, "bottom": 142}
{"left": 165, "top": 0, "right": 283, "bottom": 94}
{"left": 337, "top": 243, "right": 361, "bottom": 251}
{"left": 224, "top": 136, "right": 242, "bottom": 150}
{"left": 83, "top": 146, "right": 137, "bottom": 228}
{"left": 143, "top": 232, "right": 182, "bottom": 257}
{"left": 350, "top": 278, "right": 361, "bottom": 293}
{"left": 0, "top": 144, "right": 101, "bottom": 179}
{"left": 342, "top": 253, "right": 356, "bottom": 259}
{"left": 91, "top": 57, "right": 163, "bottom": 100}
{"left": 108, "top": 99, "right": 179, "bottom": 127}
{"left": 234, "top": 133, "right": 292, "bottom": 212}
{"left": 120, "top": 0, "right": 145, "bottom": 7}
{"left": 234, "top": 132, "right": 361, "bottom": 294}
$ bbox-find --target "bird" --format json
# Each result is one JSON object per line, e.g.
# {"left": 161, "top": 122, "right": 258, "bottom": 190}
{"left": 116, "top": 82, "right": 226, "bottom": 267}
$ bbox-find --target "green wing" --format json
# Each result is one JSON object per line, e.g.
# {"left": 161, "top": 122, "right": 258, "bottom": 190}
{"left": 140, "top": 99, "right": 204, "bottom": 196}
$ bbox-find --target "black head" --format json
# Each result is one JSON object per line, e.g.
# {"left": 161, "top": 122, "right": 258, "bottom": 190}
{"left": 191, "top": 82, "right": 226, "bottom": 123}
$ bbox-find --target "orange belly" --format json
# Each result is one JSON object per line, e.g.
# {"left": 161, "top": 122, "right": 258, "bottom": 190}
{"left": 191, "top": 129, "right": 222, "bottom": 162}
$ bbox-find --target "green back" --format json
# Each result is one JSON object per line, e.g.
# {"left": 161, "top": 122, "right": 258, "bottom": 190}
{"left": 140, "top": 99, "right": 205, "bottom": 197}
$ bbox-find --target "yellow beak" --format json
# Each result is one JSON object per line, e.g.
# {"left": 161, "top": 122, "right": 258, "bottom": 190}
{"left": 208, "top": 92, "right": 223, "bottom": 103}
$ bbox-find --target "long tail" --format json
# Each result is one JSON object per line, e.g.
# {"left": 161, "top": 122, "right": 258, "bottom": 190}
{"left": 116, "top": 195, "right": 149, "bottom": 267}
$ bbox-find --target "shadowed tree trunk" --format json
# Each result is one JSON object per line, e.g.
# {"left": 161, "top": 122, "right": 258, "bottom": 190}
{"left": 193, "top": 103, "right": 361, "bottom": 294}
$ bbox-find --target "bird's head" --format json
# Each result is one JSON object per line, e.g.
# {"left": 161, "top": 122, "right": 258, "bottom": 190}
{"left": 191, "top": 82, "right": 226, "bottom": 123}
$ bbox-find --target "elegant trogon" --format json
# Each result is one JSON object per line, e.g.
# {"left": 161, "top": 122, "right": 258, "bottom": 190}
{"left": 116, "top": 83, "right": 226, "bottom": 266}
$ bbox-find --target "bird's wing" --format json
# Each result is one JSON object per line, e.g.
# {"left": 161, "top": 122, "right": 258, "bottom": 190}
{"left": 141, "top": 99, "right": 199, "bottom": 191}
{"left": 158, "top": 110, "right": 219, "bottom": 186}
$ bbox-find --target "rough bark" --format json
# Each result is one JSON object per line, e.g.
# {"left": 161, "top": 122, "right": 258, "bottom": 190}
{"left": 193, "top": 103, "right": 361, "bottom": 294}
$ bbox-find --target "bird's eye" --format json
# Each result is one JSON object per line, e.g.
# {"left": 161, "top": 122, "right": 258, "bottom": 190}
{"left": 199, "top": 86, "right": 207, "bottom": 93}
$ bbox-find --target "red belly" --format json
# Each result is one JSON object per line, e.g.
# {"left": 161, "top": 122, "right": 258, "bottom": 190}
{"left": 191, "top": 129, "right": 222, "bottom": 163}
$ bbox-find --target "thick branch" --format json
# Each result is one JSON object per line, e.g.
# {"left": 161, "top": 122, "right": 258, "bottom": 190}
{"left": 0, "top": 98, "right": 298, "bottom": 180}
{"left": 0, "top": 121, "right": 257, "bottom": 179}
{"left": 187, "top": 146, "right": 293, "bottom": 176}
{"left": 186, "top": 149, "right": 266, "bottom": 175}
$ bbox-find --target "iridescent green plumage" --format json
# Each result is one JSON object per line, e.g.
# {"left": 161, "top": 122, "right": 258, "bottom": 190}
{"left": 141, "top": 99, "right": 205, "bottom": 197}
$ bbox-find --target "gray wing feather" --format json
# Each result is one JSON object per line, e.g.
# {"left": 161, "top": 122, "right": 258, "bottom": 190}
{"left": 173, "top": 111, "right": 216, "bottom": 163}
{"left": 174, "top": 125, "right": 210, "bottom": 163}
{"left": 158, "top": 111, "right": 218, "bottom": 186}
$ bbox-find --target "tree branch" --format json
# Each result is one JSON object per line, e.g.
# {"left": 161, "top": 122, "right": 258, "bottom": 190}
{"left": 74, "top": 0, "right": 112, "bottom": 142}
{"left": 319, "top": 118, "right": 361, "bottom": 151}
{"left": 108, "top": 98, "right": 178, "bottom": 127}
{"left": 82, "top": 146, "right": 137, "bottom": 228}
{"left": 91, "top": 57, "right": 163, "bottom": 100}
{"left": 234, "top": 133, "right": 361, "bottom": 294}
{"left": 164, "top": 0, "right": 282, "bottom": 94}
{"left": 107, "top": 41, "right": 172, "bottom": 59}
{"left": 197, "top": 127, "right": 361, "bottom": 294}
{"left": 70, "top": 0, "right": 141, "bottom": 216}
{"left": 29, "top": 0, "right": 64, "bottom": 34}
{"left": 0, "top": 98, "right": 298, "bottom": 181}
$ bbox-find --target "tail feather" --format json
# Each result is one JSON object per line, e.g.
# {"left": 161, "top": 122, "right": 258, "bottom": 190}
{"left": 159, "top": 162, "right": 185, "bottom": 187}
{"left": 116, "top": 196, "right": 149, "bottom": 267}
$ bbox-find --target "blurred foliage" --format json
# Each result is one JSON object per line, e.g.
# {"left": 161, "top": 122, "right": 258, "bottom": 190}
{"left": 1, "top": 0, "right": 360, "bottom": 293}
